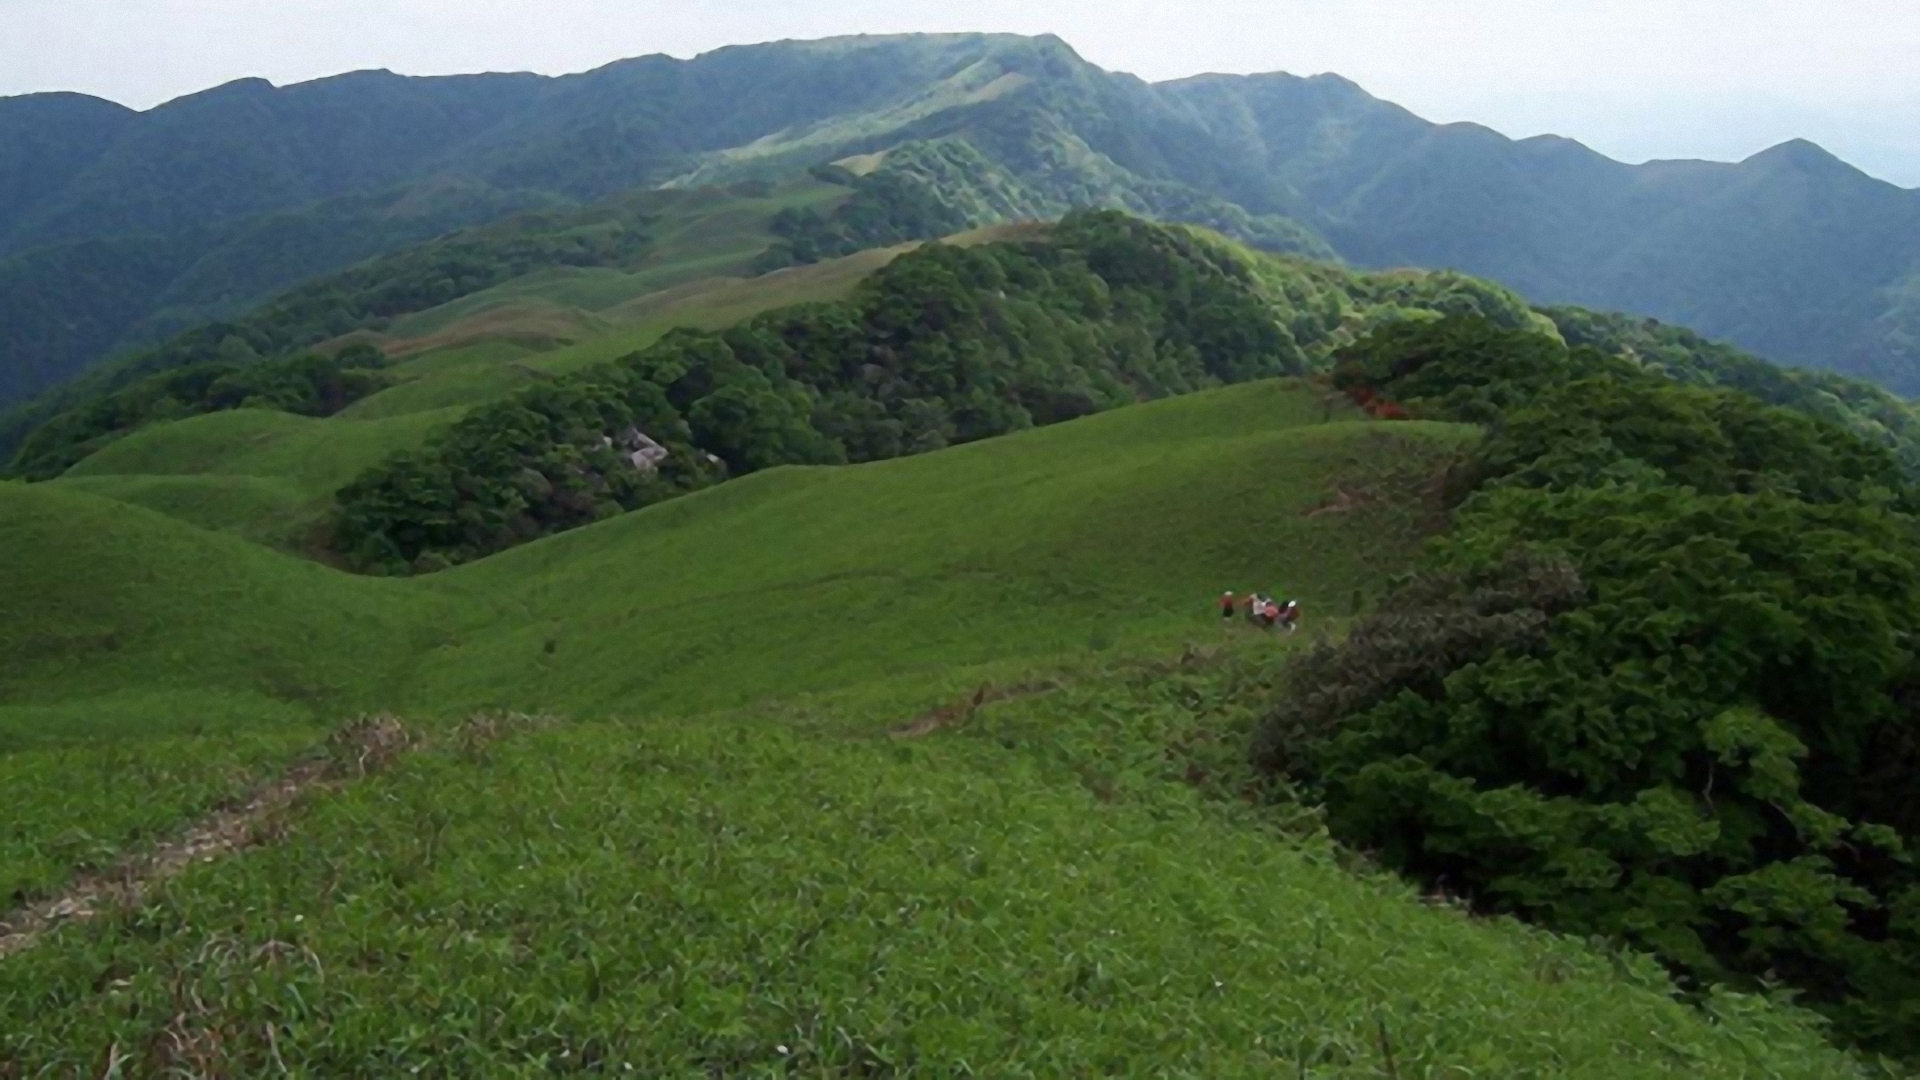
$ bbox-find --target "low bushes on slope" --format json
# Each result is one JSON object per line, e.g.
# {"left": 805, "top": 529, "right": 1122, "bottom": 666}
{"left": 751, "top": 163, "right": 975, "bottom": 272}
{"left": 337, "top": 373, "right": 726, "bottom": 574}
{"left": 334, "top": 211, "right": 1295, "bottom": 573}
{"left": 1257, "top": 315, "right": 1920, "bottom": 1055}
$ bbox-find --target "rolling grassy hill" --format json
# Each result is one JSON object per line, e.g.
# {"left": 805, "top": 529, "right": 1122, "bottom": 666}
{"left": 5, "top": 378, "right": 1408, "bottom": 928}
{"left": 7, "top": 379, "right": 1424, "bottom": 731}
{"left": 31, "top": 241, "right": 918, "bottom": 554}
{"left": 398, "top": 379, "right": 1458, "bottom": 718}
{"left": 0, "top": 381, "right": 1869, "bottom": 1075}
{"left": 47, "top": 407, "right": 458, "bottom": 551}
{"left": 350, "top": 243, "right": 916, "bottom": 416}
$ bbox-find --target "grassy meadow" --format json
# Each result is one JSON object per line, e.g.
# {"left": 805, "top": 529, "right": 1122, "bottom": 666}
{"left": 0, "top": 377, "right": 1882, "bottom": 1074}
{"left": 3, "top": 380, "right": 1432, "bottom": 904}
{"left": 2, "top": 671, "right": 1864, "bottom": 1077}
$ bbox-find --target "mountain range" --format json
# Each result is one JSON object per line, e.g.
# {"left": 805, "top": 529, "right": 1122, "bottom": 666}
{"left": 4, "top": 32, "right": 1919, "bottom": 408}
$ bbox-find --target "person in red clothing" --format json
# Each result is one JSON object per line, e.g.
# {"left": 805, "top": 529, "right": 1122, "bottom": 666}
{"left": 1220, "top": 591, "right": 1237, "bottom": 620}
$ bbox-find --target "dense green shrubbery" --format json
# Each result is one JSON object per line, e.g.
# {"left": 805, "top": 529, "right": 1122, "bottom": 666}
{"left": 1263, "top": 315, "right": 1920, "bottom": 1054}
{"left": 752, "top": 165, "right": 974, "bottom": 272}
{"left": 333, "top": 372, "right": 726, "bottom": 573}
{"left": 1548, "top": 306, "right": 1920, "bottom": 475}
{"left": 335, "top": 211, "right": 1297, "bottom": 573}
{"left": 8, "top": 344, "right": 393, "bottom": 480}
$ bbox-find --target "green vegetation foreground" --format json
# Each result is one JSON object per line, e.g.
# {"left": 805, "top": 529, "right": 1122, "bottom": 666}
{"left": 0, "top": 375, "right": 1872, "bottom": 1074}
{"left": 2, "top": 676, "right": 1864, "bottom": 1076}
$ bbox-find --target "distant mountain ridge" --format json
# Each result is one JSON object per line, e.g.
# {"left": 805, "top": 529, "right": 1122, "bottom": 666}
{"left": 3, "top": 31, "right": 1919, "bottom": 406}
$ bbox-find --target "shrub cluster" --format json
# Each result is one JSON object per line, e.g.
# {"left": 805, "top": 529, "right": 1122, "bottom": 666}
{"left": 1266, "top": 315, "right": 1920, "bottom": 1053}
{"left": 752, "top": 164, "right": 975, "bottom": 273}
{"left": 334, "top": 371, "right": 725, "bottom": 573}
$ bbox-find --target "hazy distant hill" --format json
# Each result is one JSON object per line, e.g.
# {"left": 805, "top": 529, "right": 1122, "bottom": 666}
{"left": 3, "top": 32, "right": 1918, "bottom": 406}
{"left": 1159, "top": 71, "right": 1920, "bottom": 391}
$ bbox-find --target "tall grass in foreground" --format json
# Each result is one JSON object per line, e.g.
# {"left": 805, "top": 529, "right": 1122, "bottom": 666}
{"left": 0, "top": 650, "right": 1871, "bottom": 1076}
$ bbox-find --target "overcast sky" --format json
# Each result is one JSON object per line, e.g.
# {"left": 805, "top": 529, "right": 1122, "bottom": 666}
{"left": 5, "top": 0, "right": 1918, "bottom": 186}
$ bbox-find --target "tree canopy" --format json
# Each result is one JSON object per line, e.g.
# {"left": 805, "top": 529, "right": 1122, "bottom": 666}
{"left": 1263, "top": 316, "right": 1920, "bottom": 1054}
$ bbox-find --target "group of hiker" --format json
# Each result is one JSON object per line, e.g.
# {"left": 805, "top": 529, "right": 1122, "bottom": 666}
{"left": 1220, "top": 591, "right": 1300, "bottom": 632}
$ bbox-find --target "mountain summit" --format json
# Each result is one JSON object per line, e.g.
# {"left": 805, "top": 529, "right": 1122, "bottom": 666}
{"left": 3, "top": 32, "right": 1918, "bottom": 406}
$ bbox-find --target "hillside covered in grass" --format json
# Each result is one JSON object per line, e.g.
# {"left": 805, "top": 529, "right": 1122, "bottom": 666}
{"left": 0, "top": 375, "right": 1875, "bottom": 1075}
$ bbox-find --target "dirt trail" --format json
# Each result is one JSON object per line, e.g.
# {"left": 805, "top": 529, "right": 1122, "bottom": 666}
{"left": 0, "top": 715, "right": 414, "bottom": 962}
{"left": 890, "top": 680, "right": 1059, "bottom": 739}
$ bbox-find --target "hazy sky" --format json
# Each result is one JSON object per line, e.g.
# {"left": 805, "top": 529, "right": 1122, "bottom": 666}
{"left": 5, "top": 0, "right": 1918, "bottom": 186}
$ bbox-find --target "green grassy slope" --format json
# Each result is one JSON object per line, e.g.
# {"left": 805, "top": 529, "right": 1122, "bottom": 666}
{"left": 48, "top": 407, "right": 458, "bottom": 549}
{"left": 0, "top": 480, "right": 461, "bottom": 901}
{"left": 5, "top": 382, "right": 1423, "bottom": 903}
{"left": 344, "top": 243, "right": 913, "bottom": 421}
{"left": 374, "top": 182, "right": 851, "bottom": 348}
{"left": 406, "top": 379, "right": 1459, "bottom": 717}
{"left": 3, "top": 695, "right": 1860, "bottom": 1076}
{"left": 0, "top": 483, "right": 457, "bottom": 712}
{"left": 22, "top": 381, "right": 1431, "bottom": 720}
{"left": 0, "top": 384, "right": 1873, "bottom": 1072}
